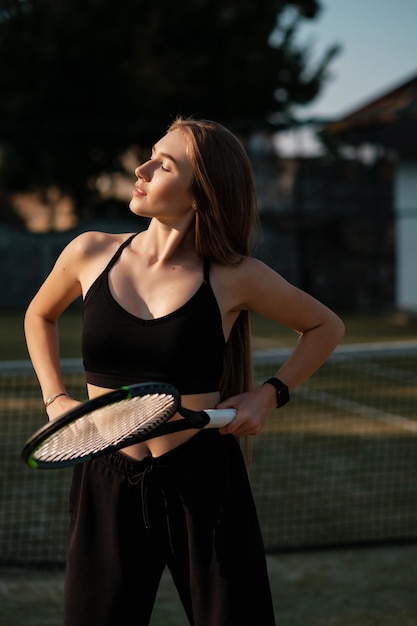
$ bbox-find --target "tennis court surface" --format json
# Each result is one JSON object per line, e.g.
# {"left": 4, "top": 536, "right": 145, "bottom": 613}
{"left": 2, "top": 545, "right": 417, "bottom": 625}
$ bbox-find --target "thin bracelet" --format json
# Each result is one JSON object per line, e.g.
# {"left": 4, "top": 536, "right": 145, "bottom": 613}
{"left": 44, "top": 392, "right": 70, "bottom": 408}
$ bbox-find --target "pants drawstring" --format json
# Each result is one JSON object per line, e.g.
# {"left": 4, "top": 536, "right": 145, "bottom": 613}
{"left": 128, "top": 462, "right": 177, "bottom": 558}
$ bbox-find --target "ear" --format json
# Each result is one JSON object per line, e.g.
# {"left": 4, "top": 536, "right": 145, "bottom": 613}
{"left": 191, "top": 200, "right": 198, "bottom": 212}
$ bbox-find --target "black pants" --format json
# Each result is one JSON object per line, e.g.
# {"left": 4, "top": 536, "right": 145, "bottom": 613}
{"left": 64, "top": 430, "right": 276, "bottom": 626}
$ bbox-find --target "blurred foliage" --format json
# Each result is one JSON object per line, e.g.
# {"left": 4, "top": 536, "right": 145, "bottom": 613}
{"left": 0, "top": 0, "right": 340, "bottom": 217}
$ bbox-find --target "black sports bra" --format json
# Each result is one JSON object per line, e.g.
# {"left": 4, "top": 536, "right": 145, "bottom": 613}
{"left": 82, "top": 234, "right": 226, "bottom": 393}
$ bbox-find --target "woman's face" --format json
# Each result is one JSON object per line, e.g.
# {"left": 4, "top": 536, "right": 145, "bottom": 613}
{"left": 129, "top": 128, "right": 196, "bottom": 222}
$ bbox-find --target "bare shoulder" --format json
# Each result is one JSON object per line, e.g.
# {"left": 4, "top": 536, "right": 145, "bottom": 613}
{"left": 212, "top": 256, "right": 283, "bottom": 290}
{"left": 47, "top": 231, "right": 136, "bottom": 291}
{"left": 63, "top": 231, "right": 134, "bottom": 260}
{"left": 62, "top": 231, "right": 136, "bottom": 290}
{"left": 53, "top": 231, "right": 135, "bottom": 274}
{"left": 210, "top": 256, "right": 286, "bottom": 312}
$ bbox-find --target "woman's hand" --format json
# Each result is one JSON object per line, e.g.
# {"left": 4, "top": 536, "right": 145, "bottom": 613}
{"left": 46, "top": 394, "right": 82, "bottom": 422}
{"left": 216, "top": 384, "right": 278, "bottom": 437}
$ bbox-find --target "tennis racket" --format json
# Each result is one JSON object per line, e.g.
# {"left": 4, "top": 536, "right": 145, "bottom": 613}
{"left": 21, "top": 382, "right": 236, "bottom": 470}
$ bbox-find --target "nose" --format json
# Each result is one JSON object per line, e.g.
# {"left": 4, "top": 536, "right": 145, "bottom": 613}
{"left": 135, "top": 161, "right": 152, "bottom": 180}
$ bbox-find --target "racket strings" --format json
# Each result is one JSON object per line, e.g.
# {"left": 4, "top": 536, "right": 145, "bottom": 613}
{"left": 33, "top": 393, "right": 176, "bottom": 462}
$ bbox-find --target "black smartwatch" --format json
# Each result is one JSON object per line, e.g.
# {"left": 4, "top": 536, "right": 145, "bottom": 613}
{"left": 263, "top": 377, "right": 290, "bottom": 408}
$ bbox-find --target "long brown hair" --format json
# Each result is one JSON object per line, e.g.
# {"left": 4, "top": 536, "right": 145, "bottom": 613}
{"left": 167, "top": 117, "right": 260, "bottom": 403}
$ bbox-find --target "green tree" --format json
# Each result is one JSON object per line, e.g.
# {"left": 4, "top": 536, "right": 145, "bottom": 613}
{"left": 0, "top": 0, "right": 339, "bottom": 220}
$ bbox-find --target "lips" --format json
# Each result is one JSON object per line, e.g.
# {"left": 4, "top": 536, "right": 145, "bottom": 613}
{"left": 133, "top": 184, "right": 146, "bottom": 197}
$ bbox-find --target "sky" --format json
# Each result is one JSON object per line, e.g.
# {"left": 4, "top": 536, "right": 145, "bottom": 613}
{"left": 275, "top": 0, "right": 417, "bottom": 155}
{"left": 295, "top": 0, "right": 417, "bottom": 119}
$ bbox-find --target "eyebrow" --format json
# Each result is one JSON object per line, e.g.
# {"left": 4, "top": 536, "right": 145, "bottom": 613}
{"left": 151, "top": 146, "right": 178, "bottom": 165}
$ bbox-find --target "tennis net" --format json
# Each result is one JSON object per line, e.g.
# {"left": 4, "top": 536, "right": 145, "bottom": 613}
{"left": 1, "top": 342, "right": 417, "bottom": 565}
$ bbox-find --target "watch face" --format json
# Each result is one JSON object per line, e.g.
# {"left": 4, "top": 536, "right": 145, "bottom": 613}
{"left": 277, "top": 386, "right": 290, "bottom": 407}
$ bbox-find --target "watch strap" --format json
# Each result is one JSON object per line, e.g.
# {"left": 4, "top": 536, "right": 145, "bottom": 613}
{"left": 263, "top": 377, "right": 290, "bottom": 408}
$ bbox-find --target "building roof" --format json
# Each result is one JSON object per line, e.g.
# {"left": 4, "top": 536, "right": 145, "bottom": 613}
{"left": 322, "top": 73, "right": 417, "bottom": 155}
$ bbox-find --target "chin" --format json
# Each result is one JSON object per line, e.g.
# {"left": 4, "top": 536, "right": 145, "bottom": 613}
{"left": 129, "top": 200, "right": 147, "bottom": 218}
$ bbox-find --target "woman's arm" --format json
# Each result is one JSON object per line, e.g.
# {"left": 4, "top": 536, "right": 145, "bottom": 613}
{"left": 24, "top": 234, "right": 92, "bottom": 419}
{"left": 217, "top": 257, "right": 345, "bottom": 435}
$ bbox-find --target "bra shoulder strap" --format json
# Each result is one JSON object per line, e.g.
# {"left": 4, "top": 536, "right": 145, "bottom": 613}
{"left": 103, "top": 233, "right": 138, "bottom": 273}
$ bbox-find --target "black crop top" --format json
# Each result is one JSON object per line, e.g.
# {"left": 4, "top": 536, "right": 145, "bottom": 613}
{"left": 82, "top": 234, "right": 226, "bottom": 394}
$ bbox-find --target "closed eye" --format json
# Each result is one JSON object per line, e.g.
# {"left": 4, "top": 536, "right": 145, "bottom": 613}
{"left": 151, "top": 145, "right": 177, "bottom": 171}
{"left": 148, "top": 154, "right": 171, "bottom": 172}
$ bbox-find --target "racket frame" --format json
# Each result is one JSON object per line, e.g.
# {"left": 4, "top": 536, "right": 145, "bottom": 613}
{"left": 22, "top": 382, "right": 181, "bottom": 469}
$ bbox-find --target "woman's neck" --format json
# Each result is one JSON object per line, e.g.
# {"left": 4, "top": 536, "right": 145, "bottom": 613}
{"left": 136, "top": 217, "right": 197, "bottom": 265}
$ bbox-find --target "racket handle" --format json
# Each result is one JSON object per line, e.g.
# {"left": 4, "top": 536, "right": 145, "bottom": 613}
{"left": 203, "top": 409, "right": 236, "bottom": 428}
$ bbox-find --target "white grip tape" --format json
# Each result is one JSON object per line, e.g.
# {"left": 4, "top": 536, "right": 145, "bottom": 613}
{"left": 203, "top": 409, "right": 236, "bottom": 428}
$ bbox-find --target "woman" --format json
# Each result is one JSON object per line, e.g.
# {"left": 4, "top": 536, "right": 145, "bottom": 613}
{"left": 25, "top": 117, "right": 344, "bottom": 625}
